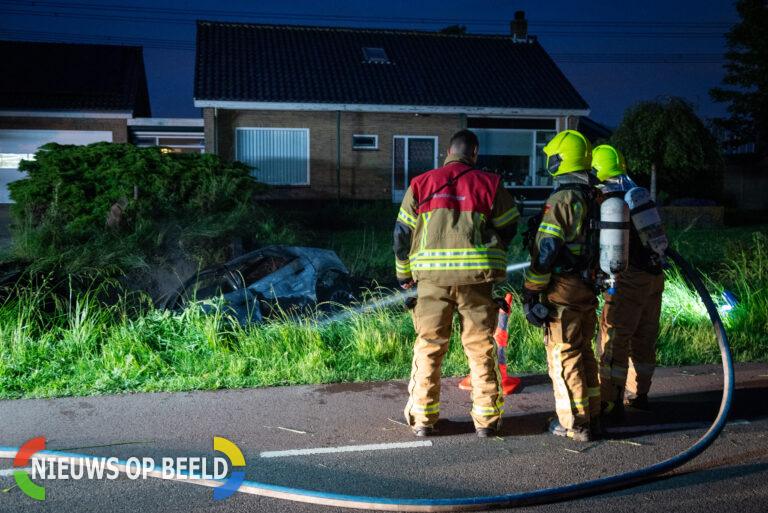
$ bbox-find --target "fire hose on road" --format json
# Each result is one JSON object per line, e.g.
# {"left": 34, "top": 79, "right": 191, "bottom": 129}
{"left": 0, "top": 249, "right": 734, "bottom": 511}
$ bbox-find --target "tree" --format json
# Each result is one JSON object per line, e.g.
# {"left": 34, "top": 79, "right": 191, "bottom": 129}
{"left": 710, "top": 0, "right": 768, "bottom": 156}
{"left": 439, "top": 25, "right": 466, "bottom": 35}
{"left": 610, "top": 97, "right": 723, "bottom": 202}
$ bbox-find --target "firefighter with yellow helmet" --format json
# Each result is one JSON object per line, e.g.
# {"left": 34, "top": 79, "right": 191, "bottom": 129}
{"left": 591, "top": 145, "right": 666, "bottom": 418}
{"left": 522, "top": 129, "right": 602, "bottom": 441}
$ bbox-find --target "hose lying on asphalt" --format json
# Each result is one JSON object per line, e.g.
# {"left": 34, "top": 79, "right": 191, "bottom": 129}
{"left": 0, "top": 248, "right": 733, "bottom": 512}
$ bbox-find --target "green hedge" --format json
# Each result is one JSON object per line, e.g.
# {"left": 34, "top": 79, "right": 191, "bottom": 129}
{"left": 3, "top": 142, "right": 279, "bottom": 277}
{"left": 9, "top": 142, "right": 265, "bottom": 238}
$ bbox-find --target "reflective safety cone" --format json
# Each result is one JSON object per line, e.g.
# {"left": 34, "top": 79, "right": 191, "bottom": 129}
{"left": 458, "top": 293, "right": 520, "bottom": 395}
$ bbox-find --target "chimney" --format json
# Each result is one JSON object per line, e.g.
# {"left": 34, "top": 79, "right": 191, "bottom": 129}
{"left": 510, "top": 11, "right": 527, "bottom": 40}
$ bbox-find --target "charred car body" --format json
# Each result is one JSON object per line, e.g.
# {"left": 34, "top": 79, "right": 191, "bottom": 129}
{"left": 161, "top": 245, "right": 354, "bottom": 325}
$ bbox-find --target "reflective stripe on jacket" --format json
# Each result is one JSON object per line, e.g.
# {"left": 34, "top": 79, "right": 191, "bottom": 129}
{"left": 524, "top": 179, "right": 592, "bottom": 292}
{"left": 394, "top": 154, "right": 519, "bottom": 286}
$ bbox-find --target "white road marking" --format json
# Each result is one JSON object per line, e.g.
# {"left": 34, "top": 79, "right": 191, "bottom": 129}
{"left": 260, "top": 440, "right": 433, "bottom": 458}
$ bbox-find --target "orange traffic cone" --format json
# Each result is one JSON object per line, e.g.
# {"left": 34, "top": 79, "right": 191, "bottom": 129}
{"left": 458, "top": 292, "right": 521, "bottom": 395}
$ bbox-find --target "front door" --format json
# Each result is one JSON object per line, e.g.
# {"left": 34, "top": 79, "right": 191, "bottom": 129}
{"left": 392, "top": 136, "right": 438, "bottom": 203}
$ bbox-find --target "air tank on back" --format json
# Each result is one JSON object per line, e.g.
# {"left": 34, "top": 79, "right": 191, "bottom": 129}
{"left": 599, "top": 197, "right": 630, "bottom": 294}
{"left": 624, "top": 187, "right": 669, "bottom": 258}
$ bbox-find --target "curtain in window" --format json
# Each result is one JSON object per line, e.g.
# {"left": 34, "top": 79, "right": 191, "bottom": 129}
{"left": 235, "top": 128, "right": 309, "bottom": 186}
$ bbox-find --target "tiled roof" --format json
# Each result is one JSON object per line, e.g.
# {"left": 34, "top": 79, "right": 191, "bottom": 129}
{"left": 194, "top": 21, "right": 589, "bottom": 111}
{"left": 0, "top": 41, "right": 151, "bottom": 116}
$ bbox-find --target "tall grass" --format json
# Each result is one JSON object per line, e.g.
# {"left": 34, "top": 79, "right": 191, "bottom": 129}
{"left": 1, "top": 231, "right": 766, "bottom": 400}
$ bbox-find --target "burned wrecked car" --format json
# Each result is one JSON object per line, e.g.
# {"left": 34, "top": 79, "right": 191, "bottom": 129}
{"left": 160, "top": 245, "right": 354, "bottom": 324}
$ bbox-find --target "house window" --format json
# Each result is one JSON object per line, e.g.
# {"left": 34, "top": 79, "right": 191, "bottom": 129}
{"left": 352, "top": 134, "right": 378, "bottom": 150}
{"left": 472, "top": 124, "right": 557, "bottom": 188}
{"left": 534, "top": 131, "right": 558, "bottom": 187}
{"left": 132, "top": 132, "right": 205, "bottom": 154}
{"left": 391, "top": 136, "right": 438, "bottom": 203}
{"left": 235, "top": 128, "right": 310, "bottom": 186}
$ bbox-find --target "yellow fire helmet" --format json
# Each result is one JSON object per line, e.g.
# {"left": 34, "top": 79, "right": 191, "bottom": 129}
{"left": 542, "top": 130, "right": 593, "bottom": 176}
{"left": 591, "top": 144, "right": 627, "bottom": 182}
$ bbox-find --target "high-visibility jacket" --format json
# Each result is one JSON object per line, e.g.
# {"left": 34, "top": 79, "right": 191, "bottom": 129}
{"left": 394, "top": 154, "right": 519, "bottom": 286}
{"left": 524, "top": 172, "right": 596, "bottom": 292}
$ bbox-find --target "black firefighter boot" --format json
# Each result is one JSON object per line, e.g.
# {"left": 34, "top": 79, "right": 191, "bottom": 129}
{"left": 625, "top": 392, "right": 650, "bottom": 410}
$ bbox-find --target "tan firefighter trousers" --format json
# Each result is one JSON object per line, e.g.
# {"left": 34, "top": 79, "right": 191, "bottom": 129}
{"left": 543, "top": 275, "right": 600, "bottom": 429}
{"left": 404, "top": 281, "right": 504, "bottom": 430}
{"left": 598, "top": 266, "right": 665, "bottom": 403}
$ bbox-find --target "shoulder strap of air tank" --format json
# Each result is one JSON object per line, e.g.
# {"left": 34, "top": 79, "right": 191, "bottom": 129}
{"left": 416, "top": 166, "right": 477, "bottom": 209}
{"left": 554, "top": 183, "right": 588, "bottom": 194}
{"left": 555, "top": 183, "right": 597, "bottom": 219}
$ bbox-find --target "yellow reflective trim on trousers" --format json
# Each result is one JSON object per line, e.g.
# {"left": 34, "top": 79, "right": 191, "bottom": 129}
{"left": 539, "top": 223, "right": 565, "bottom": 239}
{"left": 491, "top": 338, "right": 505, "bottom": 414}
{"left": 566, "top": 243, "right": 583, "bottom": 255}
{"left": 398, "top": 208, "right": 416, "bottom": 228}
{"left": 492, "top": 207, "right": 520, "bottom": 228}
{"left": 600, "top": 366, "right": 627, "bottom": 379}
{"left": 588, "top": 387, "right": 600, "bottom": 398}
{"left": 551, "top": 342, "right": 572, "bottom": 415}
{"left": 524, "top": 268, "right": 551, "bottom": 284}
{"left": 628, "top": 362, "right": 655, "bottom": 374}
{"left": 472, "top": 404, "right": 504, "bottom": 416}
{"left": 571, "top": 397, "right": 589, "bottom": 408}
{"left": 410, "top": 403, "right": 440, "bottom": 414}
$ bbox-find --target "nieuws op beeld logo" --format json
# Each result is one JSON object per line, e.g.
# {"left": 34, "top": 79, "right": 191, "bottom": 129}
{"left": 13, "top": 436, "right": 246, "bottom": 501}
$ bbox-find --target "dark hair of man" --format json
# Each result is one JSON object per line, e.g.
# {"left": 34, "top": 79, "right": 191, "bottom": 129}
{"left": 449, "top": 129, "right": 479, "bottom": 156}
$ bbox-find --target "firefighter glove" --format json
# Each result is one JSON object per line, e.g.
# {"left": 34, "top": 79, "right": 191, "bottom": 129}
{"left": 522, "top": 288, "right": 548, "bottom": 327}
{"left": 398, "top": 277, "right": 415, "bottom": 289}
{"left": 495, "top": 297, "right": 511, "bottom": 314}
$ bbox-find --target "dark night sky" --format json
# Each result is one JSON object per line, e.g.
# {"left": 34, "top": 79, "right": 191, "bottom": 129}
{"left": 0, "top": 0, "right": 739, "bottom": 127}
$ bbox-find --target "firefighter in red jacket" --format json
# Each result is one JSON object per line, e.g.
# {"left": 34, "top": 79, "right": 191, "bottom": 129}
{"left": 522, "top": 129, "right": 602, "bottom": 441}
{"left": 394, "top": 129, "right": 519, "bottom": 438}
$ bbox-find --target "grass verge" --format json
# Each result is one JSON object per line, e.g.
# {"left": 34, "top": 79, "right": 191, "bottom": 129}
{"left": 2, "top": 234, "right": 766, "bottom": 400}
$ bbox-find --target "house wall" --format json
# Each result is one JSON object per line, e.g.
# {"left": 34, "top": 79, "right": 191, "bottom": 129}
{"left": 206, "top": 107, "right": 463, "bottom": 200}
{"left": 203, "top": 108, "right": 581, "bottom": 201}
{"left": 0, "top": 117, "right": 129, "bottom": 143}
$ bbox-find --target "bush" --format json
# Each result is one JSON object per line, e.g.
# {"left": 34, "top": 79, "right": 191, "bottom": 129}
{"left": 3, "top": 142, "right": 279, "bottom": 278}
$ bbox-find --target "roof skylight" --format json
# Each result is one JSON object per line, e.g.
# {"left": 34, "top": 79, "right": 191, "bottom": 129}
{"left": 362, "top": 47, "right": 390, "bottom": 63}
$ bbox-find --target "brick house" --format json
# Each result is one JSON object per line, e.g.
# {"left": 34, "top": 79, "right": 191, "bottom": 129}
{"left": 194, "top": 16, "right": 590, "bottom": 203}
{"left": 0, "top": 40, "right": 151, "bottom": 204}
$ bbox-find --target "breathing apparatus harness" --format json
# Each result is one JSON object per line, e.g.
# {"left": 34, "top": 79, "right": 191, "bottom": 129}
{"left": 416, "top": 166, "right": 477, "bottom": 209}
{"left": 522, "top": 182, "right": 608, "bottom": 294}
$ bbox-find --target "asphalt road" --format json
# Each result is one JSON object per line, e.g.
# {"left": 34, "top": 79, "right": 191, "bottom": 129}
{"left": 2, "top": 363, "right": 768, "bottom": 512}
